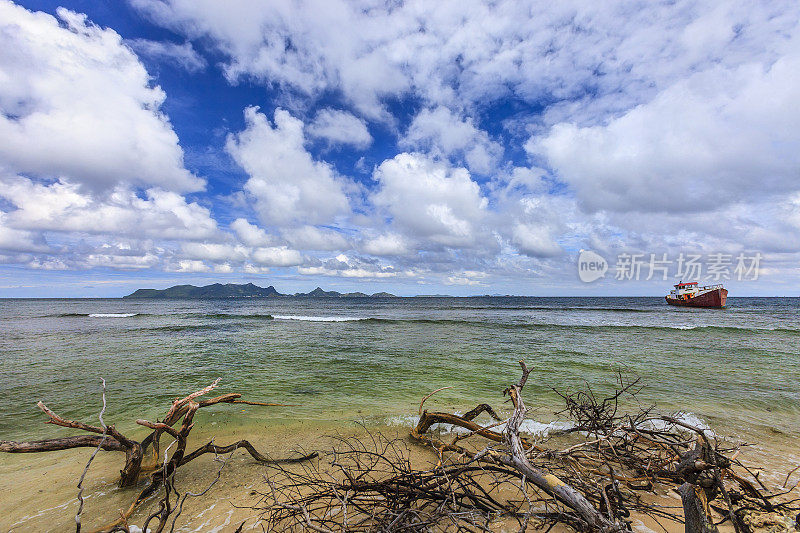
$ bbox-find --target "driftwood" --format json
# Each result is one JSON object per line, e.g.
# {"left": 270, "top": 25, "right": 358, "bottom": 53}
{"left": 408, "top": 364, "right": 800, "bottom": 532}
{"left": 258, "top": 362, "right": 800, "bottom": 532}
{"left": 4, "top": 365, "right": 799, "bottom": 532}
{"left": 0, "top": 379, "right": 316, "bottom": 533}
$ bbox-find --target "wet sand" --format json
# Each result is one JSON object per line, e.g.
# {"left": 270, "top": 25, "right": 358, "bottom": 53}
{"left": 2, "top": 415, "right": 797, "bottom": 532}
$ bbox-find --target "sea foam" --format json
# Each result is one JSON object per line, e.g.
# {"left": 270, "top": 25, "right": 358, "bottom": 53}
{"left": 88, "top": 313, "right": 138, "bottom": 318}
{"left": 272, "top": 314, "right": 365, "bottom": 322}
{"left": 384, "top": 414, "right": 574, "bottom": 437}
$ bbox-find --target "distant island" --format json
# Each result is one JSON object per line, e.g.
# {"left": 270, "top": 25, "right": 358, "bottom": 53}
{"left": 123, "top": 283, "right": 397, "bottom": 299}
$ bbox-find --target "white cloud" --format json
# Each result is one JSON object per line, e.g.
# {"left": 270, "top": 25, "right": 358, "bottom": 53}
{"left": 298, "top": 266, "right": 397, "bottom": 278}
{"left": 531, "top": 42, "right": 800, "bottom": 213}
{"left": 372, "top": 153, "right": 489, "bottom": 249}
{"left": 180, "top": 238, "right": 302, "bottom": 267}
{"left": 307, "top": 109, "right": 372, "bottom": 149}
{"left": 251, "top": 246, "right": 303, "bottom": 267}
{"left": 0, "top": 2, "right": 202, "bottom": 192}
{"left": 85, "top": 245, "right": 161, "bottom": 270}
{"left": 446, "top": 270, "right": 489, "bottom": 286}
{"left": 132, "top": 0, "right": 800, "bottom": 121}
{"left": 127, "top": 38, "right": 206, "bottom": 72}
{"left": 4, "top": 1, "right": 800, "bottom": 289}
{"left": 227, "top": 107, "right": 350, "bottom": 226}
{"left": 167, "top": 259, "right": 211, "bottom": 273}
{"left": 230, "top": 218, "right": 275, "bottom": 247}
{"left": 511, "top": 223, "right": 562, "bottom": 258}
{"left": 181, "top": 242, "right": 248, "bottom": 262}
{"left": 282, "top": 225, "right": 351, "bottom": 251}
{"left": 402, "top": 107, "right": 502, "bottom": 174}
{"left": 297, "top": 254, "right": 398, "bottom": 278}
{"left": 0, "top": 176, "right": 219, "bottom": 240}
{"left": 243, "top": 263, "right": 271, "bottom": 274}
{"left": 0, "top": 212, "right": 48, "bottom": 253}
{"left": 27, "top": 258, "right": 69, "bottom": 270}
{"left": 361, "top": 233, "right": 409, "bottom": 257}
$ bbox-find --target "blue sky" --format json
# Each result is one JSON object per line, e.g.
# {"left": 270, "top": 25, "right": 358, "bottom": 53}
{"left": 1, "top": 0, "right": 799, "bottom": 297}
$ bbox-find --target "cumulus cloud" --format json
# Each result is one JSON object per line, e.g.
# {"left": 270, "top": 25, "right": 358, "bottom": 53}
{"left": 230, "top": 218, "right": 275, "bottom": 247}
{"left": 298, "top": 254, "right": 399, "bottom": 278}
{"left": 402, "top": 107, "right": 503, "bottom": 175}
{"left": 127, "top": 38, "right": 206, "bottom": 72}
{"left": 372, "top": 153, "right": 490, "bottom": 249}
{"left": 307, "top": 109, "right": 372, "bottom": 149}
{"left": 511, "top": 223, "right": 562, "bottom": 258}
{"left": 27, "top": 258, "right": 69, "bottom": 270}
{"left": 5, "top": 1, "right": 800, "bottom": 290}
{"left": 282, "top": 225, "right": 351, "bottom": 251}
{"left": 446, "top": 271, "right": 489, "bottom": 286}
{"left": 167, "top": 259, "right": 211, "bottom": 273}
{"left": 251, "top": 246, "right": 303, "bottom": 267}
{"left": 85, "top": 243, "right": 161, "bottom": 270}
{"left": 0, "top": 212, "right": 49, "bottom": 253}
{"left": 227, "top": 107, "right": 351, "bottom": 226}
{"left": 181, "top": 242, "right": 248, "bottom": 262}
{"left": 132, "top": 0, "right": 800, "bottom": 121}
{"left": 0, "top": 2, "right": 202, "bottom": 192}
{"left": 0, "top": 176, "right": 219, "bottom": 240}
{"left": 361, "top": 233, "right": 410, "bottom": 257}
{"left": 531, "top": 43, "right": 800, "bottom": 213}
{"left": 180, "top": 237, "right": 302, "bottom": 267}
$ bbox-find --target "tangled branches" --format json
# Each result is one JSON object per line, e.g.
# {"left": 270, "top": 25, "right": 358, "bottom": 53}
{"left": 0, "top": 379, "right": 317, "bottom": 533}
{"left": 554, "top": 372, "right": 649, "bottom": 436}
{"left": 256, "top": 433, "right": 536, "bottom": 532}
{"left": 259, "top": 361, "right": 799, "bottom": 532}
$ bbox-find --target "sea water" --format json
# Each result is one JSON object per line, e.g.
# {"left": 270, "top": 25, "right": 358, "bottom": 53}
{"left": 1, "top": 296, "right": 798, "bottom": 530}
{"left": 1, "top": 296, "right": 797, "bottom": 442}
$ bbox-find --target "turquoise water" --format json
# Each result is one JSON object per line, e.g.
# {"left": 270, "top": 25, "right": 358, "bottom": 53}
{"left": 1, "top": 297, "right": 798, "bottom": 444}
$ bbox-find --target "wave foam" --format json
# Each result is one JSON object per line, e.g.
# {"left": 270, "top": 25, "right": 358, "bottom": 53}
{"left": 641, "top": 411, "right": 714, "bottom": 436}
{"left": 88, "top": 313, "right": 138, "bottom": 318}
{"left": 384, "top": 414, "right": 573, "bottom": 437}
{"left": 272, "top": 315, "right": 364, "bottom": 322}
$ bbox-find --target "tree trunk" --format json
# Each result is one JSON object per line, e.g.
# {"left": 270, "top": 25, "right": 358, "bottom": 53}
{"left": 679, "top": 482, "right": 719, "bottom": 533}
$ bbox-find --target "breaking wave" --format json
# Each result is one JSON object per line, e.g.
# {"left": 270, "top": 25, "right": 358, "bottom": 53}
{"left": 356, "top": 318, "right": 800, "bottom": 334}
{"left": 183, "top": 313, "right": 274, "bottom": 320}
{"left": 272, "top": 315, "right": 367, "bottom": 322}
{"left": 53, "top": 312, "right": 142, "bottom": 318}
{"left": 448, "top": 305, "right": 653, "bottom": 312}
{"left": 385, "top": 411, "right": 711, "bottom": 437}
{"left": 383, "top": 414, "right": 575, "bottom": 437}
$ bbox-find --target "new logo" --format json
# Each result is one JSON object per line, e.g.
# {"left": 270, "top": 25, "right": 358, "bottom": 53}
{"left": 577, "top": 250, "right": 607, "bottom": 283}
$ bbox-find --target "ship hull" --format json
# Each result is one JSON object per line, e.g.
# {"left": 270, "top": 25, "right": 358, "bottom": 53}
{"left": 665, "top": 288, "right": 727, "bottom": 308}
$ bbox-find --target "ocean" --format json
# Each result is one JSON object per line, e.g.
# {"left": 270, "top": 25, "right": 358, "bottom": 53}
{"left": 1, "top": 296, "right": 797, "bottom": 442}
{"left": 2, "top": 296, "right": 799, "bottom": 531}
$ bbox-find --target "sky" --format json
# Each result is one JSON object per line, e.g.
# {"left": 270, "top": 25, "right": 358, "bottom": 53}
{"left": 1, "top": 0, "right": 799, "bottom": 297}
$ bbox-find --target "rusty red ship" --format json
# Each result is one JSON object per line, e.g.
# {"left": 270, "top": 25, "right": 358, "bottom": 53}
{"left": 665, "top": 281, "right": 727, "bottom": 308}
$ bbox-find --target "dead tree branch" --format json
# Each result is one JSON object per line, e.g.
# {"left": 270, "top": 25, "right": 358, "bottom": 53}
{"left": 0, "top": 379, "right": 316, "bottom": 533}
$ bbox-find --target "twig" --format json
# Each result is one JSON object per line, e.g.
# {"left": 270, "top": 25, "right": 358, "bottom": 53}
{"left": 75, "top": 378, "right": 108, "bottom": 533}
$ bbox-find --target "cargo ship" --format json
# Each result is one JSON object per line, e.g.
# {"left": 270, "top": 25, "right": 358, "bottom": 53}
{"left": 665, "top": 282, "right": 727, "bottom": 308}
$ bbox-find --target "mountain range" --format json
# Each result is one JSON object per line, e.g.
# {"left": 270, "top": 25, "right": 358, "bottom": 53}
{"left": 123, "top": 283, "right": 396, "bottom": 299}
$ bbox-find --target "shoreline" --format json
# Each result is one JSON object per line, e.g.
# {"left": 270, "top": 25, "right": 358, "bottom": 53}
{"left": 3, "top": 412, "right": 799, "bottom": 532}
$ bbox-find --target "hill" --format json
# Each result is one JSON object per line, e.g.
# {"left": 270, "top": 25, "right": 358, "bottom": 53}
{"left": 123, "top": 283, "right": 395, "bottom": 299}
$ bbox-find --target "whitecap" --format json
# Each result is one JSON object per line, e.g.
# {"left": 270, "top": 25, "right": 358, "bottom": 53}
{"left": 383, "top": 414, "right": 574, "bottom": 437}
{"left": 272, "top": 314, "right": 364, "bottom": 322}
{"left": 641, "top": 411, "right": 714, "bottom": 436}
{"left": 88, "top": 313, "right": 138, "bottom": 318}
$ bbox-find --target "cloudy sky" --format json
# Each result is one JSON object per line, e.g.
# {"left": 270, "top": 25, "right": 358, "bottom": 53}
{"left": 1, "top": 0, "right": 799, "bottom": 297}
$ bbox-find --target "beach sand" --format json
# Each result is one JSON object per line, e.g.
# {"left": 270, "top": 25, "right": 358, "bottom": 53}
{"left": 2, "top": 416, "right": 796, "bottom": 532}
